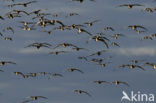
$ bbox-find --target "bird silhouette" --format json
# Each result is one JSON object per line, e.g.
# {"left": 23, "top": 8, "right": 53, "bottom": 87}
{"left": 48, "top": 51, "right": 68, "bottom": 55}
{"left": 75, "top": 27, "right": 93, "bottom": 36}
{"left": 53, "top": 43, "right": 78, "bottom": 49}
{"left": 66, "top": 13, "right": 79, "bottom": 17}
{"left": 12, "top": 10, "right": 29, "bottom": 15}
{"left": 111, "top": 42, "right": 120, "bottom": 47}
{"left": 118, "top": 4, "right": 144, "bottom": 9}
{"left": 3, "top": 26, "right": 14, "bottom": 34}
{"left": 23, "top": 95, "right": 48, "bottom": 103}
{"left": 25, "top": 42, "right": 52, "bottom": 49}
{"left": 103, "top": 26, "right": 114, "bottom": 31}
{"left": 128, "top": 25, "right": 148, "bottom": 31}
{"left": 74, "top": 89, "right": 92, "bottom": 97}
{"left": 87, "top": 35, "right": 109, "bottom": 48}
{"left": 111, "top": 81, "right": 130, "bottom": 87}
{"left": 144, "top": 62, "right": 156, "bottom": 70}
{"left": 87, "top": 50, "right": 107, "bottom": 57}
{"left": 8, "top": 1, "right": 37, "bottom": 7}
{"left": 0, "top": 61, "right": 16, "bottom": 66}
{"left": 48, "top": 73, "right": 63, "bottom": 79}
{"left": 93, "top": 80, "right": 111, "bottom": 85}
{"left": 65, "top": 68, "right": 84, "bottom": 74}
{"left": 111, "top": 33, "right": 125, "bottom": 39}
{"left": 84, "top": 20, "right": 99, "bottom": 27}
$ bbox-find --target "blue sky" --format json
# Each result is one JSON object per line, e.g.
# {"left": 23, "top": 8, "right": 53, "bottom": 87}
{"left": 0, "top": 0, "right": 156, "bottom": 103}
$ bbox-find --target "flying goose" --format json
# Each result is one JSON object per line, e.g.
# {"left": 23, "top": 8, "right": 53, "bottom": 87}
{"left": 93, "top": 80, "right": 111, "bottom": 85}
{"left": 111, "top": 42, "right": 120, "bottom": 47}
{"left": 3, "top": 26, "right": 14, "bottom": 34}
{"left": 111, "top": 81, "right": 130, "bottom": 87}
{"left": 103, "top": 26, "right": 114, "bottom": 31}
{"left": 87, "top": 50, "right": 107, "bottom": 57}
{"left": 48, "top": 73, "right": 63, "bottom": 79}
{"left": 48, "top": 51, "right": 67, "bottom": 55}
{"left": 29, "top": 9, "right": 46, "bottom": 15}
{"left": 120, "top": 64, "right": 145, "bottom": 71}
{"left": 72, "top": 47, "right": 89, "bottom": 51}
{"left": 128, "top": 25, "right": 148, "bottom": 31}
{"left": 53, "top": 43, "right": 78, "bottom": 49}
{"left": 19, "top": 21, "right": 35, "bottom": 26}
{"left": 89, "top": 58, "right": 104, "bottom": 64}
{"left": 23, "top": 95, "right": 48, "bottom": 103}
{"left": 66, "top": 68, "right": 84, "bottom": 74}
{"left": 118, "top": 4, "right": 144, "bottom": 9}
{"left": 8, "top": 1, "right": 37, "bottom": 8}
{"left": 87, "top": 35, "right": 109, "bottom": 48}
{"left": 66, "top": 13, "right": 79, "bottom": 17}
{"left": 0, "top": 61, "right": 16, "bottom": 66}
{"left": 144, "top": 62, "right": 156, "bottom": 70}
{"left": 40, "top": 30, "right": 53, "bottom": 35}
{"left": 12, "top": 10, "right": 29, "bottom": 15}
{"left": 6, "top": 13, "right": 21, "bottom": 19}
{"left": 75, "top": 27, "right": 93, "bottom": 36}
{"left": 142, "top": 8, "right": 155, "bottom": 13}
{"left": 74, "top": 89, "right": 92, "bottom": 97}
{"left": 84, "top": 20, "right": 99, "bottom": 27}
{"left": 97, "top": 62, "right": 111, "bottom": 67}
{"left": 4, "top": 37, "right": 13, "bottom": 41}
{"left": 19, "top": 25, "right": 36, "bottom": 31}
{"left": 70, "top": 0, "right": 95, "bottom": 3}
{"left": 25, "top": 42, "right": 52, "bottom": 49}
{"left": 111, "top": 33, "right": 125, "bottom": 39}
{"left": 77, "top": 56, "right": 88, "bottom": 61}
{"left": 14, "top": 72, "right": 30, "bottom": 78}
{"left": 141, "top": 35, "right": 153, "bottom": 40}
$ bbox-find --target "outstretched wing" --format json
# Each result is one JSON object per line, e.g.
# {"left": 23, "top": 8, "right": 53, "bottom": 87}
{"left": 0, "top": 32, "right": 3, "bottom": 37}
{"left": 98, "top": 39, "right": 109, "bottom": 48}
{"left": 74, "top": 69, "right": 84, "bottom": 74}
{"left": 56, "top": 20, "right": 65, "bottom": 26}
{"left": 6, "top": 61, "right": 16, "bottom": 64}
{"left": 0, "top": 16, "right": 4, "bottom": 20}
{"left": 137, "top": 25, "right": 148, "bottom": 31}
{"left": 135, "top": 65, "right": 146, "bottom": 71}
{"left": 82, "top": 91, "right": 92, "bottom": 97}
{"left": 118, "top": 4, "right": 129, "bottom": 7}
{"left": 120, "top": 81, "right": 130, "bottom": 87}
{"left": 92, "top": 20, "right": 100, "bottom": 23}
{"left": 81, "top": 29, "right": 93, "bottom": 36}
{"left": 112, "top": 42, "right": 120, "bottom": 47}
{"left": 133, "top": 4, "right": 144, "bottom": 6}
{"left": 37, "top": 96, "right": 48, "bottom": 99}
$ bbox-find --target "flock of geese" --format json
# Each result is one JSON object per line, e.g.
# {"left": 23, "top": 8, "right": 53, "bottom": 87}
{"left": 0, "top": 0, "right": 156, "bottom": 103}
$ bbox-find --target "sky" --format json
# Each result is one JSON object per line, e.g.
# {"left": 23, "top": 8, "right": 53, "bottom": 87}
{"left": 0, "top": 0, "right": 156, "bottom": 103}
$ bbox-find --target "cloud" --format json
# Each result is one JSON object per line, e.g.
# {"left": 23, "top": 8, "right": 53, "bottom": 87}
{"left": 18, "top": 48, "right": 50, "bottom": 54}
{"left": 113, "top": 47, "right": 156, "bottom": 56}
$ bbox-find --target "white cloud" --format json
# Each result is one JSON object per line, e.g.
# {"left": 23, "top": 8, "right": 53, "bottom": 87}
{"left": 113, "top": 47, "right": 156, "bottom": 56}
{"left": 18, "top": 48, "right": 50, "bottom": 54}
